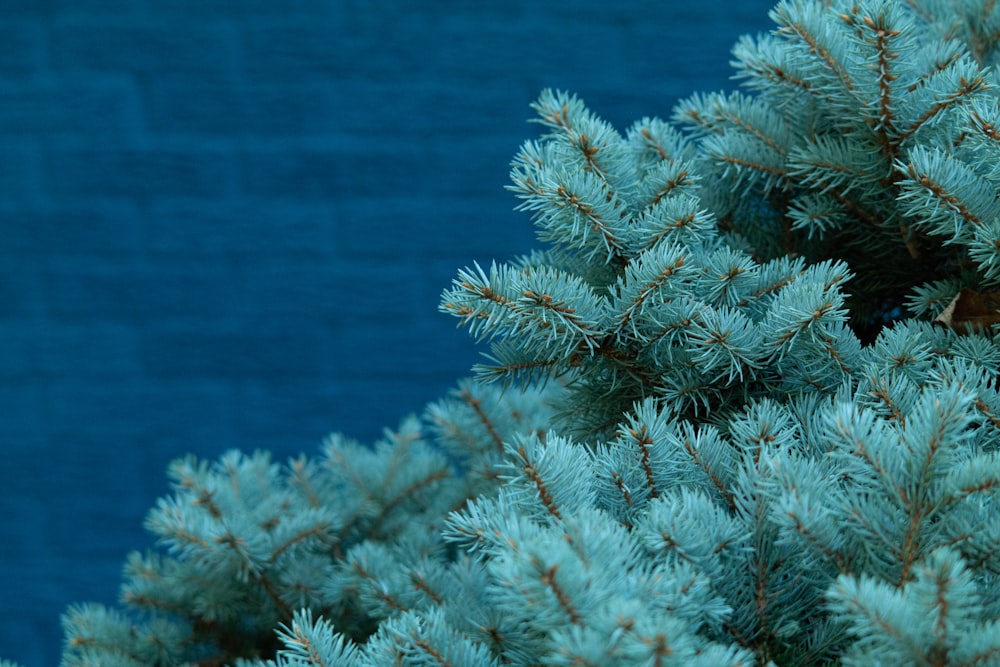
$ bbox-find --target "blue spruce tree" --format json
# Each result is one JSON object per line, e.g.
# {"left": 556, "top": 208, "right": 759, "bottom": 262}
{"left": 43, "top": 1, "right": 1000, "bottom": 665}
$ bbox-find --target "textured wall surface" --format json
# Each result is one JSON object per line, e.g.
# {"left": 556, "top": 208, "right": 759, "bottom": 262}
{"left": 0, "top": 1, "right": 774, "bottom": 664}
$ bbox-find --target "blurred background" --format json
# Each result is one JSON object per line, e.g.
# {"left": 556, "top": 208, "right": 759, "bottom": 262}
{"left": 0, "top": 1, "right": 774, "bottom": 664}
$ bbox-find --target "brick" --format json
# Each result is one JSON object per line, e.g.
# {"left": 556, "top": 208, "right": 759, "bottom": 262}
{"left": 240, "top": 146, "right": 416, "bottom": 199}
{"left": 241, "top": 25, "right": 353, "bottom": 82}
{"left": 35, "top": 322, "right": 143, "bottom": 378}
{"left": 49, "top": 254, "right": 313, "bottom": 330}
{"left": 147, "top": 200, "right": 266, "bottom": 258}
{"left": 0, "top": 0, "right": 51, "bottom": 16}
{"left": 146, "top": 82, "right": 337, "bottom": 137}
{"left": 327, "top": 313, "right": 429, "bottom": 380}
{"left": 0, "top": 140, "right": 43, "bottom": 205}
{"left": 9, "top": 200, "right": 145, "bottom": 258}
{"left": 419, "top": 138, "right": 520, "bottom": 197}
{"left": 0, "top": 480, "right": 53, "bottom": 667}
{"left": 334, "top": 80, "right": 522, "bottom": 141}
{"left": 323, "top": 374, "right": 473, "bottom": 445}
{"left": 41, "top": 378, "right": 146, "bottom": 438}
{"left": 139, "top": 321, "right": 333, "bottom": 380}
{"left": 240, "top": 261, "right": 343, "bottom": 319}
{"left": 321, "top": 257, "right": 426, "bottom": 323}
{"left": 0, "top": 23, "right": 43, "bottom": 74}
{"left": 235, "top": 377, "right": 340, "bottom": 450}
{"left": 0, "top": 80, "right": 139, "bottom": 137}
{"left": 238, "top": 8, "right": 521, "bottom": 83}
{"left": 43, "top": 260, "right": 147, "bottom": 319}
{"left": 0, "top": 5, "right": 787, "bottom": 667}
{"left": 332, "top": 194, "right": 527, "bottom": 261}
{"left": 43, "top": 377, "right": 236, "bottom": 449}
{"left": 51, "top": 22, "right": 238, "bottom": 76}
{"left": 47, "top": 147, "right": 236, "bottom": 198}
{"left": 332, "top": 195, "right": 434, "bottom": 259}
{"left": 256, "top": 202, "right": 336, "bottom": 256}
{"left": 239, "top": 18, "right": 445, "bottom": 82}
{"left": 0, "top": 265, "right": 46, "bottom": 318}
{"left": 29, "top": 429, "right": 160, "bottom": 608}
{"left": 329, "top": 308, "right": 483, "bottom": 381}
{"left": 0, "top": 483, "right": 46, "bottom": 558}
{"left": 0, "top": 321, "right": 39, "bottom": 377}
{"left": 133, "top": 262, "right": 246, "bottom": 319}
{"left": 146, "top": 0, "right": 339, "bottom": 21}
{"left": 140, "top": 380, "right": 241, "bottom": 457}
{"left": 239, "top": 132, "right": 514, "bottom": 205}
{"left": 51, "top": 0, "right": 142, "bottom": 16}
{"left": 149, "top": 199, "right": 334, "bottom": 258}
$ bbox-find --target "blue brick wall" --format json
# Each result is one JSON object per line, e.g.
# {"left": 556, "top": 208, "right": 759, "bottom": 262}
{"left": 0, "top": 1, "right": 774, "bottom": 664}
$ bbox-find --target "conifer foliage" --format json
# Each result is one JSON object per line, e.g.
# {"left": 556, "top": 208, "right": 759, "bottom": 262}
{"left": 45, "top": 1, "right": 1000, "bottom": 666}
{"left": 677, "top": 0, "right": 1000, "bottom": 337}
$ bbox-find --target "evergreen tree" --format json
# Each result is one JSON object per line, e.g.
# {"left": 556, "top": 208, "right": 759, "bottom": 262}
{"left": 32, "top": 1, "right": 1000, "bottom": 665}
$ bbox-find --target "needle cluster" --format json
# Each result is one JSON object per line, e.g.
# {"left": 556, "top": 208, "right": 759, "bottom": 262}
{"left": 46, "top": 2, "right": 1000, "bottom": 666}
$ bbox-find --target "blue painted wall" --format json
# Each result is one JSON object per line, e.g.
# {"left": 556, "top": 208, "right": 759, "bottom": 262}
{"left": 0, "top": 1, "right": 774, "bottom": 664}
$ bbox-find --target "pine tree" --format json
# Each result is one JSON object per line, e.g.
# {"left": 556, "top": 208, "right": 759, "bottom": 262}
{"left": 675, "top": 0, "right": 1000, "bottom": 339}
{"left": 43, "top": 1, "right": 1000, "bottom": 666}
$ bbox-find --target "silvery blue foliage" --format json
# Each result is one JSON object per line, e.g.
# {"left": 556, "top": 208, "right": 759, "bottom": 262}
{"left": 51, "top": 1, "right": 1000, "bottom": 666}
